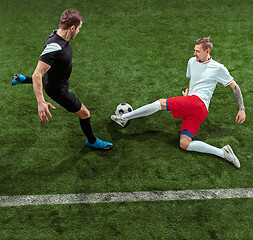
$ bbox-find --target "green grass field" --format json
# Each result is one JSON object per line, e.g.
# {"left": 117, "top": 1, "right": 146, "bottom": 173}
{"left": 0, "top": 0, "right": 253, "bottom": 239}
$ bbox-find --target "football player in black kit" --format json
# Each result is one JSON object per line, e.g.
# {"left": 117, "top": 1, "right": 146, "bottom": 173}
{"left": 11, "top": 9, "right": 113, "bottom": 150}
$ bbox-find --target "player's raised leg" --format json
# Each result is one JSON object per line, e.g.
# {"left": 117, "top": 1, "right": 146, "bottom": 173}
{"left": 11, "top": 74, "right": 32, "bottom": 86}
{"left": 76, "top": 104, "right": 113, "bottom": 150}
{"left": 111, "top": 99, "right": 164, "bottom": 127}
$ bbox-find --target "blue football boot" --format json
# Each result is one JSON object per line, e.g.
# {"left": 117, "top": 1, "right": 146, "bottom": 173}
{"left": 85, "top": 138, "right": 113, "bottom": 150}
{"left": 11, "top": 74, "right": 26, "bottom": 86}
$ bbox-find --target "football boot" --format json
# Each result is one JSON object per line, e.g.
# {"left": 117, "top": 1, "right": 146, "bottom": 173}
{"left": 222, "top": 145, "right": 240, "bottom": 168}
{"left": 111, "top": 114, "right": 128, "bottom": 127}
{"left": 85, "top": 138, "right": 113, "bottom": 150}
{"left": 11, "top": 74, "right": 26, "bottom": 86}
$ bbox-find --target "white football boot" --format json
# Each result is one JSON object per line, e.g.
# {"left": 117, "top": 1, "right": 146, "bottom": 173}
{"left": 111, "top": 115, "right": 128, "bottom": 127}
{"left": 222, "top": 145, "right": 240, "bottom": 168}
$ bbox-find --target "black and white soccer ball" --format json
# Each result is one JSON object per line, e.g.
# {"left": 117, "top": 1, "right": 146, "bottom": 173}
{"left": 115, "top": 103, "right": 133, "bottom": 115}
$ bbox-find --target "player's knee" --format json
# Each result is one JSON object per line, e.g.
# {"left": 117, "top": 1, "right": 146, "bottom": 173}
{"left": 158, "top": 99, "right": 167, "bottom": 110}
{"left": 81, "top": 108, "right": 90, "bottom": 118}
{"left": 180, "top": 138, "right": 191, "bottom": 150}
{"left": 75, "top": 104, "right": 90, "bottom": 118}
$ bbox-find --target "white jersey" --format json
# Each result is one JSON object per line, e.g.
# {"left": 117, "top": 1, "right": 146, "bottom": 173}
{"left": 186, "top": 57, "right": 234, "bottom": 110}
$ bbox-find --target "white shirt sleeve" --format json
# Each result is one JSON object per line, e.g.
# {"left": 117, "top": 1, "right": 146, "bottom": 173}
{"left": 217, "top": 64, "right": 234, "bottom": 86}
{"left": 186, "top": 58, "right": 192, "bottom": 78}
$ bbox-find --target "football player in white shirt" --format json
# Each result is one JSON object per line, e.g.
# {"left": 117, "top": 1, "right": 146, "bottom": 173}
{"left": 111, "top": 37, "right": 246, "bottom": 168}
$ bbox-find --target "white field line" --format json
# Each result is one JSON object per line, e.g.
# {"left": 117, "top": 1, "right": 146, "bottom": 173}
{"left": 1, "top": 188, "right": 253, "bottom": 207}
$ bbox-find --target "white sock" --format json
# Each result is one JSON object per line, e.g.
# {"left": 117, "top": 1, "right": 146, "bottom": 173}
{"left": 122, "top": 100, "right": 162, "bottom": 120}
{"left": 186, "top": 140, "right": 225, "bottom": 158}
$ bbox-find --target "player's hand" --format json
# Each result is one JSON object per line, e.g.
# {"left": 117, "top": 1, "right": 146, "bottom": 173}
{"left": 38, "top": 101, "right": 56, "bottom": 122}
{"left": 182, "top": 88, "right": 189, "bottom": 96}
{"left": 235, "top": 109, "right": 246, "bottom": 124}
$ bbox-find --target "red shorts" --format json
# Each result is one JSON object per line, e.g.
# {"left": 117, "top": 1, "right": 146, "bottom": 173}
{"left": 166, "top": 95, "right": 208, "bottom": 136}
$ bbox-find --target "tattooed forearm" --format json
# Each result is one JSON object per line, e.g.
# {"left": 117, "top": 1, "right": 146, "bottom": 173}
{"left": 234, "top": 85, "right": 245, "bottom": 111}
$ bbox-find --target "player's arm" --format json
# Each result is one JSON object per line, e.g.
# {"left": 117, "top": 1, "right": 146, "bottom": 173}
{"left": 182, "top": 78, "right": 190, "bottom": 96}
{"left": 32, "top": 60, "right": 56, "bottom": 122}
{"left": 229, "top": 81, "right": 246, "bottom": 124}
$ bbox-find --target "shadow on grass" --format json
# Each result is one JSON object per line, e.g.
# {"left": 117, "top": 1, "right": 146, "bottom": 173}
{"left": 106, "top": 118, "right": 179, "bottom": 149}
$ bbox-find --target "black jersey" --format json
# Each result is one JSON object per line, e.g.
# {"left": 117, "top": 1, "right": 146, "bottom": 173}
{"left": 39, "top": 30, "right": 73, "bottom": 95}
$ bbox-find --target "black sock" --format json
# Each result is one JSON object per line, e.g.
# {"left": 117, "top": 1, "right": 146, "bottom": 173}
{"left": 79, "top": 117, "right": 96, "bottom": 144}
{"left": 23, "top": 76, "right": 33, "bottom": 84}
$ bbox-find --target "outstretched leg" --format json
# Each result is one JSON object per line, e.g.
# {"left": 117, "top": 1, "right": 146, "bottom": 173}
{"left": 11, "top": 74, "right": 32, "bottom": 85}
{"left": 111, "top": 99, "right": 165, "bottom": 127}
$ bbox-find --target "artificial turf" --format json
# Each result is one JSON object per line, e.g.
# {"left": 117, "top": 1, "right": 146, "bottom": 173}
{"left": 0, "top": 0, "right": 252, "bottom": 239}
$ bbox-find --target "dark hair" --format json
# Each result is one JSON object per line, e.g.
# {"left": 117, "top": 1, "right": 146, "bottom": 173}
{"left": 195, "top": 37, "right": 213, "bottom": 51}
{"left": 59, "top": 9, "right": 84, "bottom": 30}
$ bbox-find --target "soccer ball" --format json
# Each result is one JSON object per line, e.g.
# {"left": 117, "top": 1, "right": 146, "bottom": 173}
{"left": 115, "top": 103, "right": 133, "bottom": 115}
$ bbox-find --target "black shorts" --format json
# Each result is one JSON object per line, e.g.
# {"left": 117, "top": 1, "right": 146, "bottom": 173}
{"left": 46, "top": 91, "right": 82, "bottom": 113}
